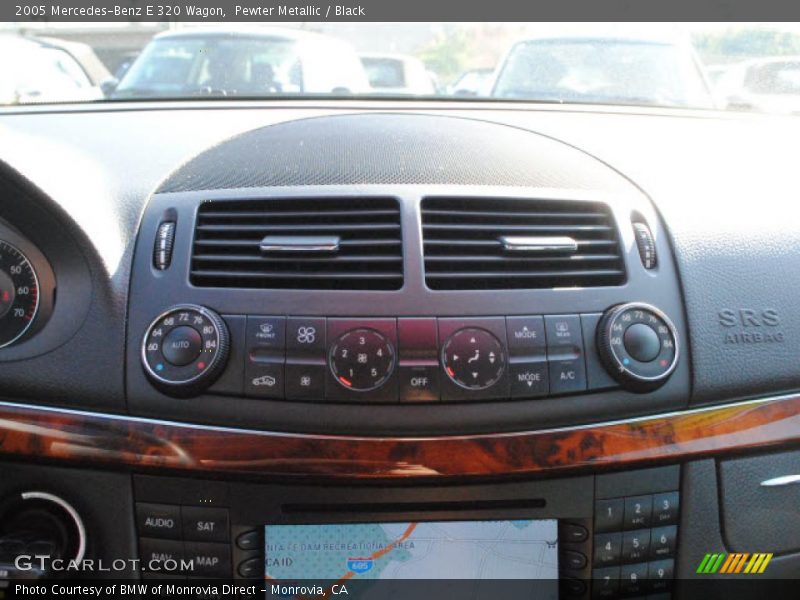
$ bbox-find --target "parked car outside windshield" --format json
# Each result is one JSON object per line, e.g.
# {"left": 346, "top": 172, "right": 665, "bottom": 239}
{"left": 0, "top": 35, "right": 104, "bottom": 104}
{"left": 717, "top": 57, "right": 800, "bottom": 114}
{"left": 491, "top": 36, "right": 715, "bottom": 108}
{"left": 360, "top": 53, "right": 436, "bottom": 95}
{"left": 113, "top": 28, "right": 370, "bottom": 98}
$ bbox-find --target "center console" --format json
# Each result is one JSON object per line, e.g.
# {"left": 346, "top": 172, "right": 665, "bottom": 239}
{"left": 105, "top": 113, "right": 697, "bottom": 596}
{"left": 132, "top": 466, "right": 680, "bottom": 599}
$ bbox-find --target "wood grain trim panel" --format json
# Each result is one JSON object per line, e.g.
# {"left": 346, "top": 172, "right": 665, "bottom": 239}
{"left": 0, "top": 396, "right": 798, "bottom": 480}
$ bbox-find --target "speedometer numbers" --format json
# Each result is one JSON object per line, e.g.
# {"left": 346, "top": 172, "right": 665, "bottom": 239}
{"left": 0, "top": 241, "right": 39, "bottom": 348}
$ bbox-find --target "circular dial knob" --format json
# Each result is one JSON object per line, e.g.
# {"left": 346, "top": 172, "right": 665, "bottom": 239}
{"left": 329, "top": 328, "right": 395, "bottom": 391}
{"left": 441, "top": 327, "right": 506, "bottom": 390}
{"left": 142, "top": 304, "right": 230, "bottom": 397}
{"left": 0, "top": 240, "right": 40, "bottom": 348}
{"left": 596, "top": 303, "right": 679, "bottom": 392}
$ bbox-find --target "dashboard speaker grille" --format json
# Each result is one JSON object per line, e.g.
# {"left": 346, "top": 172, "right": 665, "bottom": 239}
{"left": 421, "top": 197, "right": 625, "bottom": 290}
{"left": 190, "top": 198, "right": 403, "bottom": 290}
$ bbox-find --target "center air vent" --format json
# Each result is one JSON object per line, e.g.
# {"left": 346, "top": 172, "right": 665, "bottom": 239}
{"left": 191, "top": 198, "right": 403, "bottom": 290}
{"left": 422, "top": 197, "right": 625, "bottom": 290}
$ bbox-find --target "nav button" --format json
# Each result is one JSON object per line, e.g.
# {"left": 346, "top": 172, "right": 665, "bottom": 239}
{"left": 510, "top": 361, "right": 548, "bottom": 398}
{"left": 399, "top": 365, "right": 439, "bottom": 402}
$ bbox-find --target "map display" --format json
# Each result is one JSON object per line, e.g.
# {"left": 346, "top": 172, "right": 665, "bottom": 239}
{"left": 264, "top": 519, "right": 559, "bottom": 582}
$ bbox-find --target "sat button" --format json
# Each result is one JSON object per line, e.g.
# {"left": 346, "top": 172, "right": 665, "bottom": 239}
{"left": 182, "top": 506, "right": 229, "bottom": 543}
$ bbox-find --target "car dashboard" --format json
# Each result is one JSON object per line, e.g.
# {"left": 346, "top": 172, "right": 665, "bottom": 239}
{"left": 0, "top": 100, "right": 799, "bottom": 596}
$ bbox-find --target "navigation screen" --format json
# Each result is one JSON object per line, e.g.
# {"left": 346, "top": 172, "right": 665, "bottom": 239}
{"left": 264, "top": 519, "right": 558, "bottom": 598}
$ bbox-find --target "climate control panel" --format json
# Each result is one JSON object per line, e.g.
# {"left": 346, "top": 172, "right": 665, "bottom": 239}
{"left": 141, "top": 304, "right": 679, "bottom": 402}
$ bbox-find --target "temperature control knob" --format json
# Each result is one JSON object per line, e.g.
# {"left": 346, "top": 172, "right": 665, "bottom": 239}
{"left": 142, "top": 304, "right": 230, "bottom": 397}
{"left": 596, "top": 303, "right": 679, "bottom": 392}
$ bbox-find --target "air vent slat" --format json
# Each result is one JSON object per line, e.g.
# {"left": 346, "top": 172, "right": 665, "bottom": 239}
{"left": 193, "top": 254, "right": 402, "bottom": 264}
{"left": 199, "top": 208, "right": 398, "bottom": 220}
{"left": 191, "top": 198, "right": 402, "bottom": 290}
{"left": 425, "top": 254, "right": 621, "bottom": 263}
{"left": 191, "top": 270, "right": 402, "bottom": 280}
{"left": 194, "top": 238, "right": 401, "bottom": 248}
{"left": 422, "top": 197, "right": 625, "bottom": 290}
{"left": 424, "top": 223, "right": 613, "bottom": 233}
{"left": 196, "top": 223, "right": 399, "bottom": 233}
{"left": 424, "top": 239, "right": 618, "bottom": 248}
{"left": 429, "top": 269, "right": 625, "bottom": 279}
{"left": 423, "top": 209, "right": 606, "bottom": 220}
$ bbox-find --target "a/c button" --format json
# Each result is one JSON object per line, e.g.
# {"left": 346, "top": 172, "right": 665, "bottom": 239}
{"left": 399, "top": 365, "right": 439, "bottom": 402}
{"left": 550, "top": 359, "right": 587, "bottom": 395}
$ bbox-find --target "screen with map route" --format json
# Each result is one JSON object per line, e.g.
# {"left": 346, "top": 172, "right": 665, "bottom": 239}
{"left": 264, "top": 519, "right": 559, "bottom": 597}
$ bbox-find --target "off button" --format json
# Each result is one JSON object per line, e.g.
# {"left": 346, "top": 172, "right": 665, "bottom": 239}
{"left": 399, "top": 365, "right": 439, "bottom": 402}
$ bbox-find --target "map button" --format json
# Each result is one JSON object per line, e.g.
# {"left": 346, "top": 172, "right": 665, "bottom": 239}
{"left": 184, "top": 541, "right": 231, "bottom": 577}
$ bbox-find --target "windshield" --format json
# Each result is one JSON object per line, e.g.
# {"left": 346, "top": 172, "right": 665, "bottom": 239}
{"left": 4, "top": 22, "right": 800, "bottom": 113}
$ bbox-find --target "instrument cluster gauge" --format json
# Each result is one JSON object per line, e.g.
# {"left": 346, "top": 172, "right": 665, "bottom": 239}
{"left": 0, "top": 240, "right": 39, "bottom": 348}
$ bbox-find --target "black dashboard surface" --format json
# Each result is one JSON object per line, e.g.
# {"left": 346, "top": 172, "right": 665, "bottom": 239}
{"left": 1, "top": 101, "right": 799, "bottom": 423}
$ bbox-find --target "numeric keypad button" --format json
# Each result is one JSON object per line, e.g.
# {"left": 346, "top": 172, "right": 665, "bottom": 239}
{"left": 594, "top": 498, "right": 624, "bottom": 533}
{"left": 623, "top": 495, "right": 653, "bottom": 530}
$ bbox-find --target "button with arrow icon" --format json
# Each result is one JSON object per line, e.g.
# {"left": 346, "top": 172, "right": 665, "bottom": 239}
{"left": 510, "top": 360, "right": 549, "bottom": 398}
{"left": 506, "top": 316, "right": 546, "bottom": 358}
